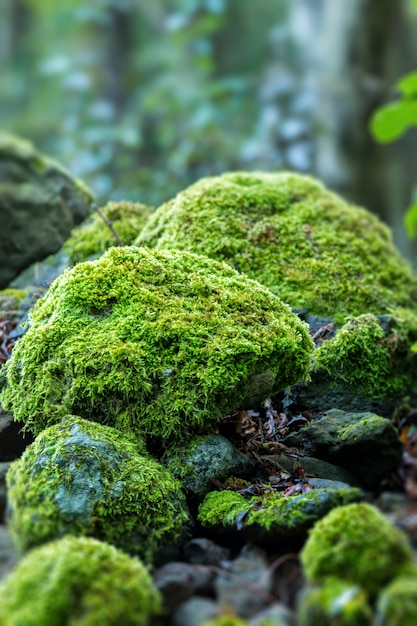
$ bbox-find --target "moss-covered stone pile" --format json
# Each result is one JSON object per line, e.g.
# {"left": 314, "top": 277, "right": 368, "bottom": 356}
{"left": 0, "top": 245, "right": 313, "bottom": 442}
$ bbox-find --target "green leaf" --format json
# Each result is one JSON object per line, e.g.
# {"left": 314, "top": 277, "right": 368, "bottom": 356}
{"left": 370, "top": 100, "right": 417, "bottom": 142}
{"left": 404, "top": 200, "right": 417, "bottom": 238}
{"left": 396, "top": 72, "right": 417, "bottom": 97}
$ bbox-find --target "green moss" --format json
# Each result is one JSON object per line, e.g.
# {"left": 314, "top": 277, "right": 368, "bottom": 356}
{"left": 0, "top": 246, "right": 313, "bottom": 442}
{"left": 198, "top": 487, "right": 363, "bottom": 539}
{"left": 314, "top": 311, "right": 417, "bottom": 400}
{"left": 202, "top": 616, "right": 248, "bottom": 626}
{"left": 6, "top": 416, "right": 190, "bottom": 562}
{"left": 64, "top": 201, "right": 153, "bottom": 264}
{"left": 296, "top": 578, "right": 372, "bottom": 626}
{"left": 135, "top": 171, "right": 417, "bottom": 323}
{"left": 0, "top": 288, "right": 27, "bottom": 303}
{"left": 300, "top": 503, "right": 412, "bottom": 597}
{"left": 376, "top": 568, "right": 417, "bottom": 626}
{"left": 0, "top": 535, "right": 161, "bottom": 626}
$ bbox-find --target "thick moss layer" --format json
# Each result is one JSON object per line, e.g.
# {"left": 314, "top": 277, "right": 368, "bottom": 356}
{"left": 0, "top": 535, "right": 161, "bottom": 626}
{"left": 6, "top": 416, "right": 190, "bottom": 562}
{"left": 64, "top": 201, "right": 152, "bottom": 264}
{"left": 198, "top": 486, "right": 362, "bottom": 540}
{"left": 300, "top": 503, "right": 412, "bottom": 597}
{"left": 0, "top": 246, "right": 313, "bottom": 441}
{"left": 313, "top": 311, "right": 417, "bottom": 403}
{"left": 135, "top": 171, "right": 417, "bottom": 323}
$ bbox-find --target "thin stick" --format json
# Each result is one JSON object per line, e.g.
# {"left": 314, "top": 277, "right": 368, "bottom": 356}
{"left": 92, "top": 203, "right": 125, "bottom": 246}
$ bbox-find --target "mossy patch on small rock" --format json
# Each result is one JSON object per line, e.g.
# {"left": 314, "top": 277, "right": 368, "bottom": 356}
{"left": 0, "top": 246, "right": 313, "bottom": 442}
{"left": 198, "top": 486, "right": 363, "bottom": 542}
{"left": 0, "top": 535, "right": 161, "bottom": 626}
{"left": 282, "top": 409, "right": 402, "bottom": 489}
{"left": 375, "top": 567, "right": 417, "bottom": 626}
{"left": 296, "top": 311, "right": 417, "bottom": 415}
{"left": 64, "top": 200, "right": 153, "bottom": 264}
{"left": 296, "top": 578, "right": 372, "bottom": 626}
{"left": 6, "top": 416, "right": 190, "bottom": 562}
{"left": 300, "top": 503, "right": 413, "bottom": 597}
{"left": 163, "top": 434, "right": 254, "bottom": 502}
{"left": 135, "top": 171, "right": 417, "bottom": 323}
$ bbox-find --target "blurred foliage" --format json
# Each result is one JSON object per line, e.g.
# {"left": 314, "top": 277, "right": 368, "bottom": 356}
{"left": 1, "top": 0, "right": 294, "bottom": 206}
{"left": 370, "top": 0, "right": 417, "bottom": 238}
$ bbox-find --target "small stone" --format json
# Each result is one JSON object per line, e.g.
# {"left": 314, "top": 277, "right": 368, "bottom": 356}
{"left": 153, "top": 561, "right": 214, "bottom": 612}
{"left": 249, "top": 602, "right": 296, "bottom": 626}
{"left": 172, "top": 596, "right": 218, "bottom": 626}
{"left": 184, "top": 538, "right": 231, "bottom": 566}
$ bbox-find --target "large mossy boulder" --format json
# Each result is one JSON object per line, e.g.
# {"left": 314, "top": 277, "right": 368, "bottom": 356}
{"left": 0, "top": 132, "right": 93, "bottom": 288}
{"left": 64, "top": 200, "right": 152, "bottom": 264}
{"left": 0, "top": 535, "right": 161, "bottom": 626}
{"left": 6, "top": 416, "right": 190, "bottom": 562}
{"left": 0, "top": 246, "right": 313, "bottom": 442}
{"left": 135, "top": 171, "right": 417, "bottom": 323}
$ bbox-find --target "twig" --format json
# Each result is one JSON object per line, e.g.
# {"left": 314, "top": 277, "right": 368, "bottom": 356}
{"left": 92, "top": 203, "right": 125, "bottom": 246}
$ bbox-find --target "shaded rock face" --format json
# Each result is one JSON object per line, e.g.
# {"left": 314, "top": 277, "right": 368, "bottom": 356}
{"left": 0, "top": 133, "right": 93, "bottom": 288}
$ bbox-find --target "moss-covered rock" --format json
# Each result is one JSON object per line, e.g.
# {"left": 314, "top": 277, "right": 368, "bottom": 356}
{"left": 6, "top": 416, "right": 190, "bottom": 562}
{"left": 300, "top": 503, "right": 413, "bottom": 597}
{"left": 296, "top": 311, "right": 417, "bottom": 415}
{"left": 0, "top": 535, "right": 161, "bottom": 626}
{"left": 163, "top": 434, "right": 254, "bottom": 502}
{"left": 375, "top": 567, "right": 417, "bottom": 626}
{"left": 296, "top": 578, "right": 372, "bottom": 626}
{"left": 282, "top": 409, "right": 402, "bottom": 489}
{"left": 0, "top": 131, "right": 93, "bottom": 288}
{"left": 202, "top": 616, "right": 248, "bottom": 626}
{"left": 198, "top": 486, "right": 363, "bottom": 542}
{"left": 64, "top": 200, "right": 153, "bottom": 264}
{"left": 135, "top": 171, "right": 417, "bottom": 323}
{"left": 0, "top": 246, "right": 313, "bottom": 442}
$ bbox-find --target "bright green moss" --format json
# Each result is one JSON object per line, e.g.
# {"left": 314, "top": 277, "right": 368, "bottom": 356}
{"left": 300, "top": 503, "right": 412, "bottom": 597}
{"left": 376, "top": 568, "right": 417, "bottom": 626}
{"left": 64, "top": 201, "right": 152, "bottom": 264}
{"left": 6, "top": 416, "right": 190, "bottom": 562}
{"left": 0, "top": 246, "right": 313, "bottom": 442}
{"left": 0, "top": 535, "right": 161, "bottom": 626}
{"left": 202, "top": 616, "right": 248, "bottom": 626}
{"left": 314, "top": 311, "right": 417, "bottom": 400}
{"left": 198, "top": 487, "right": 362, "bottom": 539}
{"left": 296, "top": 578, "right": 372, "bottom": 626}
{"left": 135, "top": 171, "right": 417, "bottom": 323}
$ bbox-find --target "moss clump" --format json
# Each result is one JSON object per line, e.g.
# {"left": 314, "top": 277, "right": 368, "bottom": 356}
{"left": 296, "top": 578, "right": 372, "bottom": 626}
{"left": 375, "top": 568, "right": 417, "bottom": 626}
{"left": 64, "top": 201, "right": 153, "bottom": 264}
{"left": 6, "top": 416, "right": 190, "bottom": 562}
{"left": 0, "top": 535, "right": 161, "bottom": 626}
{"left": 300, "top": 503, "right": 412, "bottom": 597}
{"left": 135, "top": 171, "right": 417, "bottom": 323}
{"left": 0, "top": 246, "right": 313, "bottom": 442}
{"left": 198, "top": 487, "right": 363, "bottom": 539}
{"left": 313, "top": 311, "right": 417, "bottom": 401}
{"left": 202, "top": 616, "right": 248, "bottom": 626}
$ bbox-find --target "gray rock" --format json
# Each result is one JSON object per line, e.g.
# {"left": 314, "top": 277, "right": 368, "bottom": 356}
{"left": 250, "top": 603, "right": 296, "bottom": 626}
{"left": 153, "top": 561, "right": 214, "bottom": 612}
{"left": 0, "top": 132, "right": 92, "bottom": 288}
{"left": 283, "top": 408, "right": 402, "bottom": 488}
{"left": 172, "top": 596, "right": 218, "bottom": 626}
{"left": 263, "top": 453, "right": 360, "bottom": 486}
{"left": 184, "top": 538, "right": 231, "bottom": 566}
{"left": 0, "top": 525, "right": 18, "bottom": 582}
{"left": 215, "top": 545, "right": 272, "bottom": 618}
{"left": 163, "top": 434, "right": 254, "bottom": 502}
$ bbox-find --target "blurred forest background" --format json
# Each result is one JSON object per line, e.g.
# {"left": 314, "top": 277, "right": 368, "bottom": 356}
{"left": 1, "top": 0, "right": 417, "bottom": 263}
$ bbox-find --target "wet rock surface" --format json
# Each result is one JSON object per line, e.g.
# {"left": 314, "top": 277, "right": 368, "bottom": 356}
{"left": 0, "top": 132, "right": 92, "bottom": 288}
